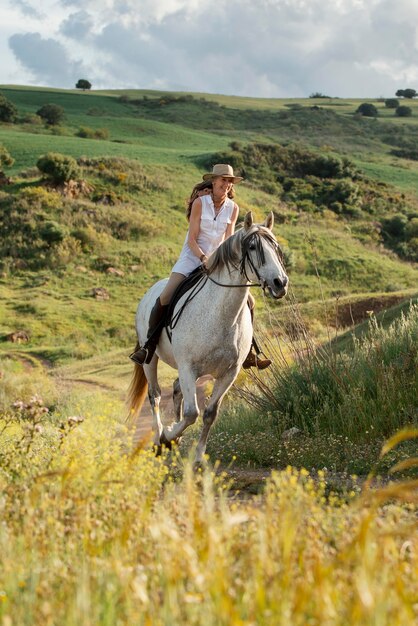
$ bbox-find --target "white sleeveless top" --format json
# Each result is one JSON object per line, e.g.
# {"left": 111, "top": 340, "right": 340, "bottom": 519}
{"left": 172, "top": 195, "right": 236, "bottom": 276}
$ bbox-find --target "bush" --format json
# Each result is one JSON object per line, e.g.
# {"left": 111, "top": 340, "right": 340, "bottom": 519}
{"left": 396, "top": 106, "right": 412, "bottom": 117}
{"left": 76, "top": 126, "right": 109, "bottom": 140}
{"left": 0, "top": 95, "right": 18, "bottom": 123}
{"left": 36, "top": 103, "right": 65, "bottom": 125}
{"left": 356, "top": 103, "right": 378, "bottom": 117}
{"left": 0, "top": 144, "right": 14, "bottom": 171}
{"left": 37, "top": 152, "right": 80, "bottom": 183}
{"left": 382, "top": 213, "right": 408, "bottom": 238}
{"left": 385, "top": 98, "right": 399, "bottom": 108}
{"left": 21, "top": 113, "right": 42, "bottom": 125}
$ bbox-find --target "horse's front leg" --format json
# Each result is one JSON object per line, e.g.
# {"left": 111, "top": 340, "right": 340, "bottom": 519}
{"left": 195, "top": 367, "right": 239, "bottom": 465}
{"left": 161, "top": 368, "right": 199, "bottom": 444}
{"left": 143, "top": 357, "right": 163, "bottom": 447}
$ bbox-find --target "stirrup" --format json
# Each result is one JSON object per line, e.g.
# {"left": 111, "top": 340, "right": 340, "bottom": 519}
{"left": 129, "top": 347, "right": 149, "bottom": 366}
{"left": 242, "top": 350, "right": 272, "bottom": 370}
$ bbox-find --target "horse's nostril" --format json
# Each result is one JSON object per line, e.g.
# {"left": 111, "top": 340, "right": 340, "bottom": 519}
{"left": 274, "top": 277, "right": 287, "bottom": 290}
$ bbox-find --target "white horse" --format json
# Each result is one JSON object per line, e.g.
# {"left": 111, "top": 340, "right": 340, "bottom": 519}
{"left": 128, "top": 211, "right": 288, "bottom": 464}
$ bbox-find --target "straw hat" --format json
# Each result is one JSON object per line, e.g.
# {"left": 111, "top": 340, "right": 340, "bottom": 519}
{"left": 202, "top": 163, "right": 243, "bottom": 183}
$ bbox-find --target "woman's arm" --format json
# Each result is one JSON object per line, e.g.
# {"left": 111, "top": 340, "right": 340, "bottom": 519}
{"left": 225, "top": 202, "right": 239, "bottom": 239}
{"left": 187, "top": 197, "right": 206, "bottom": 261}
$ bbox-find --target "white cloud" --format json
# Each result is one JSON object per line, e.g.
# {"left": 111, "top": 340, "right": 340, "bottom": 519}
{"left": 3, "top": 0, "right": 418, "bottom": 96}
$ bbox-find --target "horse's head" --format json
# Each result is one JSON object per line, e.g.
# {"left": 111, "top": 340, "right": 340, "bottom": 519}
{"left": 241, "top": 211, "right": 288, "bottom": 299}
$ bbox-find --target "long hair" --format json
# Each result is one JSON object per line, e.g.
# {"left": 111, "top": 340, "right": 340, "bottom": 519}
{"left": 186, "top": 180, "right": 236, "bottom": 221}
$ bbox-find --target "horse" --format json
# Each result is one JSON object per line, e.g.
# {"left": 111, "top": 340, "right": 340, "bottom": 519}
{"left": 127, "top": 211, "right": 288, "bottom": 464}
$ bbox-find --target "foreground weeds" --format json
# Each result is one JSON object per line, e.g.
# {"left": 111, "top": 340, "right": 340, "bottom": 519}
{"left": 0, "top": 397, "right": 417, "bottom": 625}
{"left": 215, "top": 302, "right": 418, "bottom": 471}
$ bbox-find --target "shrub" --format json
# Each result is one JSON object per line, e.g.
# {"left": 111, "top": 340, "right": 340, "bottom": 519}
{"left": 38, "top": 220, "right": 66, "bottom": 244}
{"left": 36, "top": 103, "right": 65, "bottom": 125}
{"left": 76, "top": 126, "right": 109, "bottom": 140}
{"left": 390, "top": 148, "right": 418, "bottom": 160}
{"left": 37, "top": 152, "right": 80, "bottom": 183}
{"left": 0, "top": 95, "right": 18, "bottom": 123}
{"left": 382, "top": 213, "right": 408, "bottom": 238}
{"left": 0, "top": 144, "right": 14, "bottom": 171}
{"left": 385, "top": 98, "right": 399, "bottom": 108}
{"left": 356, "top": 103, "right": 378, "bottom": 117}
{"left": 21, "top": 113, "right": 42, "bottom": 125}
{"left": 395, "top": 105, "right": 412, "bottom": 117}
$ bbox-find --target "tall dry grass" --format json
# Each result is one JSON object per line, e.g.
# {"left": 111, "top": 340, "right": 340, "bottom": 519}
{"left": 238, "top": 300, "right": 418, "bottom": 439}
{"left": 0, "top": 389, "right": 417, "bottom": 625}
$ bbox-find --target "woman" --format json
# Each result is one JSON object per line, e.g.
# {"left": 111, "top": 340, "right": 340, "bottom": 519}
{"left": 130, "top": 163, "right": 271, "bottom": 369}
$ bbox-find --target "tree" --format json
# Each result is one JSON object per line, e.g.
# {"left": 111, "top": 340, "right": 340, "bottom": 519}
{"left": 395, "top": 88, "right": 417, "bottom": 99}
{"left": 396, "top": 105, "right": 412, "bottom": 117}
{"left": 309, "top": 92, "right": 331, "bottom": 98}
{"left": 355, "top": 102, "right": 378, "bottom": 117}
{"left": 37, "top": 152, "right": 80, "bottom": 183}
{"left": 76, "top": 79, "right": 92, "bottom": 91}
{"left": 0, "top": 95, "right": 18, "bottom": 123}
{"left": 36, "top": 103, "right": 65, "bottom": 125}
{"left": 385, "top": 98, "right": 399, "bottom": 108}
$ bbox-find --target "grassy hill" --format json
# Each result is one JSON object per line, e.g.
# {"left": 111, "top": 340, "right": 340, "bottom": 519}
{"left": 1, "top": 86, "right": 417, "bottom": 355}
{"left": 0, "top": 85, "right": 417, "bottom": 472}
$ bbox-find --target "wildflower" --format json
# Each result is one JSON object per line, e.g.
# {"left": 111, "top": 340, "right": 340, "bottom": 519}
{"left": 67, "top": 415, "right": 85, "bottom": 425}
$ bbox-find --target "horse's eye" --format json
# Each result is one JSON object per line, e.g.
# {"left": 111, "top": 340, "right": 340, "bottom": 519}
{"left": 249, "top": 243, "right": 256, "bottom": 250}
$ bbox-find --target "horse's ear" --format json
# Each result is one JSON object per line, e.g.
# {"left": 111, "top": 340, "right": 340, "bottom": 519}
{"left": 264, "top": 212, "right": 274, "bottom": 230}
{"left": 244, "top": 211, "right": 253, "bottom": 230}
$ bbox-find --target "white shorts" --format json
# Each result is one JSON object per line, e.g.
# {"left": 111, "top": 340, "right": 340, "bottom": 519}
{"left": 171, "top": 253, "right": 200, "bottom": 277}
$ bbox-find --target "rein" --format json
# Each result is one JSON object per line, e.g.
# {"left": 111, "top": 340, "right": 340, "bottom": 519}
{"left": 167, "top": 229, "right": 283, "bottom": 336}
{"left": 205, "top": 273, "right": 261, "bottom": 289}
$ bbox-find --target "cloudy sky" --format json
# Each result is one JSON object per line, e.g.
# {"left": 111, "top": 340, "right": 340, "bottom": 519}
{"left": 2, "top": 0, "right": 418, "bottom": 98}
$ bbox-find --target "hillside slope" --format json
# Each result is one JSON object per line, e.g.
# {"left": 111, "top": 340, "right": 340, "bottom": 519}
{"left": 0, "top": 86, "right": 417, "bottom": 369}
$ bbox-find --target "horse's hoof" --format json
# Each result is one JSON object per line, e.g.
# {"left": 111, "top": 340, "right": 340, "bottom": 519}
{"left": 159, "top": 432, "right": 172, "bottom": 449}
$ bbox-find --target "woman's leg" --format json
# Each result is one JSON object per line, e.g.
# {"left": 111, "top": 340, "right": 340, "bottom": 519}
{"left": 130, "top": 273, "right": 187, "bottom": 365}
{"left": 159, "top": 272, "right": 187, "bottom": 305}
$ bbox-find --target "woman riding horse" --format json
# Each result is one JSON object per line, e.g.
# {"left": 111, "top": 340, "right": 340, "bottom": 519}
{"left": 130, "top": 163, "right": 271, "bottom": 369}
{"left": 128, "top": 211, "right": 288, "bottom": 461}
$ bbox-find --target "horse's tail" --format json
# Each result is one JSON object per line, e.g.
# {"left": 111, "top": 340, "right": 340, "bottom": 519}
{"left": 126, "top": 344, "right": 148, "bottom": 425}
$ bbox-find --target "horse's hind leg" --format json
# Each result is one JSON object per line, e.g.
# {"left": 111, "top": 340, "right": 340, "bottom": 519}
{"left": 144, "top": 356, "right": 163, "bottom": 447}
{"left": 172, "top": 378, "right": 183, "bottom": 422}
{"left": 195, "top": 368, "right": 239, "bottom": 465}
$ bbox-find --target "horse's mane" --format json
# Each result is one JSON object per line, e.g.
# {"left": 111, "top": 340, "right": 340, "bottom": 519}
{"left": 207, "top": 225, "right": 280, "bottom": 276}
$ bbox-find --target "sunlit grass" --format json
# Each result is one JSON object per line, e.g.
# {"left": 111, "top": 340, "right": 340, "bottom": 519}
{"left": 0, "top": 395, "right": 416, "bottom": 625}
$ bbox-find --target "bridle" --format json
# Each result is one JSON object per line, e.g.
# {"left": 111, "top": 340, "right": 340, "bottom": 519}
{"left": 168, "top": 229, "right": 285, "bottom": 334}
{"left": 206, "top": 229, "right": 285, "bottom": 295}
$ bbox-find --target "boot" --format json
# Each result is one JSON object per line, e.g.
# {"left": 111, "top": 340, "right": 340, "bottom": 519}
{"left": 242, "top": 348, "right": 272, "bottom": 370}
{"left": 242, "top": 301, "right": 272, "bottom": 370}
{"left": 130, "top": 297, "right": 168, "bottom": 365}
